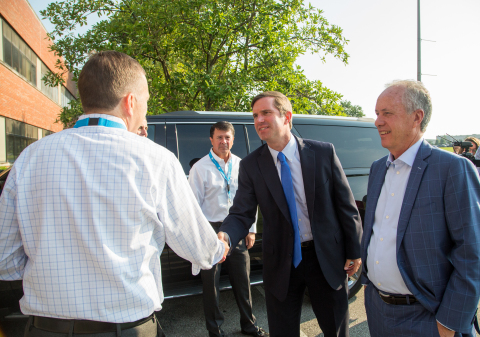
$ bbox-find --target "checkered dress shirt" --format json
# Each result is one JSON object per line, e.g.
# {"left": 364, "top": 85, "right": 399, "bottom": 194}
{"left": 0, "top": 114, "right": 224, "bottom": 322}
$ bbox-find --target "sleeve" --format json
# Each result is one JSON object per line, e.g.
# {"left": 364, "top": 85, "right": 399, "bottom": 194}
{"left": 435, "top": 157, "right": 480, "bottom": 333}
{"left": 221, "top": 159, "right": 258, "bottom": 247}
{"left": 156, "top": 156, "right": 225, "bottom": 276}
{"left": 248, "top": 210, "right": 258, "bottom": 233}
{"left": 188, "top": 162, "right": 205, "bottom": 207}
{"left": 330, "top": 144, "right": 363, "bottom": 259}
{"left": 0, "top": 166, "right": 27, "bottom": 280}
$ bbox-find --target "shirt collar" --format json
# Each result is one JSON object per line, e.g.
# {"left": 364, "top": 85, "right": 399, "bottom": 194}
{"left": 386, "top": 138, "right": 424, "bottom": 168}
{"left": 77, "top": 114, "right": 127, "bottom": 128}
{"left": 209, "top": 148, "right": 231, "bottom": 165}
{"left": 269, "top": 134, "right": 297, "bottom": 164}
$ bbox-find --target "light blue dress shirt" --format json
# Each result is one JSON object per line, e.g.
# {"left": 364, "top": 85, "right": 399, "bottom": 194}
{"left": 268, "top": 135, "right": 313, "bottom": 243}
{"left": 366, "top": 138, "right": 423, "bottom": 294}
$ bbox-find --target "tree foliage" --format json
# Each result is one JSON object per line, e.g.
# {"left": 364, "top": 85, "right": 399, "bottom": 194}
{"left": 42, "top": 0, "right": 352, "bottom": 126}
{"left": 340, "top": 100, "right": 365, "bottom": 117}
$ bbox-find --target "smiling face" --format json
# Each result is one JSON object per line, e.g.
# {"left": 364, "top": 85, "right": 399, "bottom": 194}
{"left": 210, "top": 128, "right": 234, "bottom": 160}
{"left": 375, "top": 86, "right": 424, "bottom": 159}
{"left": 252, "top": 96, "right": 292, "bottom": 150}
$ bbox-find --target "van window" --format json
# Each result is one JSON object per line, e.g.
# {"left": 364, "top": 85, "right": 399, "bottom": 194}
{"left": 246, "top": 125, "right": 263, "bottom": 152}
{"left": 294, "top": 125, "right": 388, "bottom": 169}
{"left": 176, "top": 124, "right": 248, "bottom": 174}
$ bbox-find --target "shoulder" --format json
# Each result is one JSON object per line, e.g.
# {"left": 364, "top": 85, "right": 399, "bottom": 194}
{"left": 427, "top": 145, "right": 476, "bottom": 173}
{"left": 190, "top": 153, "right": 212, "bottom": 173}
{"left": 241, "top": 144, "right": 267, "bottom": 163}
{"left": 298, "top": 138, "right": 336, "bottom": 159}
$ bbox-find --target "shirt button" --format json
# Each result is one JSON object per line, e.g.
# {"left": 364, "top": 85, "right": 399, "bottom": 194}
{"left": 397, "top": 171, "right": 400, "bottom": 174}
{"left": 298, "top": 219, "right": 301, "bottom": 221}
{"left": 391, "top": 193, "right": 394, "bottom": 196}
{"left": 380, "top": 238, "right": 384, "bottom": 241}
{"left": 376, "top": 261, "right": 379, "bottom": 264}
{"left": 386, "top": 215, "right": 389, "bottom": 219}
{"left": 377, "top": 282, "right": 381, "bottom": 286}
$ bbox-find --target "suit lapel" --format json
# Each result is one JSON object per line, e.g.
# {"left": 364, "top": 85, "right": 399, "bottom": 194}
{"left": 396, "top": 141, "right": 431, "bottom": 252}
{"left": 257, "top": 145, "right": 292, "bottom": 225}
{"left": 364, "top": 160, "right": 388, "bottom": 244}
{"left": 296, "top": 137, "right": 315, "bottom": 223}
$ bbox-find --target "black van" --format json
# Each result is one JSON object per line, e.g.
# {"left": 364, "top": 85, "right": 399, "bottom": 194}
{"left": 0, "top": 111, "right": 387, "bottom": 320}
{"left": 145, "top": 111, "right": 387, "bottom": 300}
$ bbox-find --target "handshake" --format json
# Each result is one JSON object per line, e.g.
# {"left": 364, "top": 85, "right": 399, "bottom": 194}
{"left": 217, "top": 231, "right": 230, "bottom": 263}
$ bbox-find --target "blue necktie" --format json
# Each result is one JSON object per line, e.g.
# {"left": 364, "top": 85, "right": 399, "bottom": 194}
{"left": 278, "top": 152, "right": 302, "bottom": 267}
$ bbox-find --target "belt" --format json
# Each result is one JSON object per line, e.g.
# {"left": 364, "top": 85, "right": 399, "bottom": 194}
{"left": 33, "top": 313, "right": 154, "bottom": 334}
{"left": 378, "top": 290, "right": 418, "bottom": 305}
{"left": 300, "top": 240, "right": 314, "bottom": 249}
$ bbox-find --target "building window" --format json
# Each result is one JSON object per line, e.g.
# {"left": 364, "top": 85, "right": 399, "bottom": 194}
{"left": 5, "top": 119, "right": 39, "bottom": 163}
{"left": 61, "top": 86, "right": 75, "bottom": 107}
{"left": 41, "top": 62, "right": 59, "bottom": 103}
{"left": 2, "top": 20, "right": 37, "bottom": 86}
{"left": 42, "top": 129, "right": 53, "bottom": 138}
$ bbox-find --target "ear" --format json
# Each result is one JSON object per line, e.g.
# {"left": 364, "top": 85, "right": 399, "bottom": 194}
{"left": 210, "top": 137, "right": 214, "bottom": 146}
{"left": 123, "top": 92, "right": 135, "bottom": 118}
{"left": 285, "top": 111, "right": 293, "bottom": 125}
{"left": 413, "top": 109, "right": 424, "bottom": 128}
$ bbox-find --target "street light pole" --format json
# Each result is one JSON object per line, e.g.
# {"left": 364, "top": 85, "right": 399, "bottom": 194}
{"left": 417, "top": 0, "right": 421, "bottom": 82}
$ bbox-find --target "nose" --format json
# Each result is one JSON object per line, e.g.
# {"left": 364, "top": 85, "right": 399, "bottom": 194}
{"left": 375, "top": 115, "right": 384, "bottom": 128}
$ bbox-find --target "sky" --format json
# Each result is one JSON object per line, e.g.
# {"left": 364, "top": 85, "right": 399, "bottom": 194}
{"left": 31, "top": 0, "right": 480, "bottom": 140}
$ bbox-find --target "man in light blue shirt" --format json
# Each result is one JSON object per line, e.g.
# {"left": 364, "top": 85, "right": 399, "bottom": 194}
{"left": 0, "top": 51, "right": 228, "bottom": 337}
{"left": 361, "top": 80, "right": 480, "bottom": 337}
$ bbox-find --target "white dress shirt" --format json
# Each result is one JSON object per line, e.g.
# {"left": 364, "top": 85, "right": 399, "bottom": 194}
{"left": 188, "top": 149, "right": 256, "bottom": 232}
{"left": 367, "top": 138, "right": 423, "bottom": 294}
{"left": 0, "top": 114, "right": 224, "bottom": 322}
{"left": 268, "top": 135, "right": 312, "bottom": 242}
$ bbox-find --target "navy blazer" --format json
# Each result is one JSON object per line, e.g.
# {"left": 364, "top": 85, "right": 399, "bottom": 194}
{"left": 361, "top": 140, "right": 480, "bottom": 333}
{"left": 221, "top": 136, "right": 362, "bottom": 302}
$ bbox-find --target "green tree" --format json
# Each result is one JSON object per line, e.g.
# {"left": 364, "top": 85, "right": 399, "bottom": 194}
{"left": 42, "top": 0, "right": 351, "bottom": 127}
{"left": 340, "top": 100, "right": 365, "bottom": 117}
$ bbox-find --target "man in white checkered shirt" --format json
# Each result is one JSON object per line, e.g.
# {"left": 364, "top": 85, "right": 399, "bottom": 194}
{"left": 0, "top": 51, "right": 228, "bottom": 337}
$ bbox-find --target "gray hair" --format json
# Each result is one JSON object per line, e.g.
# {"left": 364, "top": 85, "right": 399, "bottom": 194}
{"left": 385, "top": 80, "right": 432, "bottom": 132}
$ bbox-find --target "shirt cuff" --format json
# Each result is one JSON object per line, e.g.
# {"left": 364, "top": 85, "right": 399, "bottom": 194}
{"left": 191, "top": 238, "right": 226, "bottom": 276}
{"left": 436, "top": 320, "right": 453, "bottom": 331}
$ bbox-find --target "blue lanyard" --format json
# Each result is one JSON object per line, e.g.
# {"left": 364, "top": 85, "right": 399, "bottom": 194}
{"left": 209, "top": 151, "right": 233, "bottom": 202}
{"left": 73, "top": 117, "right": 127, "bottom": 130}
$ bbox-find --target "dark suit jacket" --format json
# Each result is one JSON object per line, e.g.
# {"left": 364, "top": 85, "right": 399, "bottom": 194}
{"left": 221, "top": 136, "right": 362, "bottom": 302}
{"left": 361, "top": 140, "right": 480, "bottom": 333}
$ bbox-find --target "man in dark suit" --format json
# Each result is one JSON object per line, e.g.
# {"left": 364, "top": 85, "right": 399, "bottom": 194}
{"left": 361, "top": 80, "right": 480, "bottom": 337}
{"left": 219, "top": 91, "right": 363, "bottom": 337}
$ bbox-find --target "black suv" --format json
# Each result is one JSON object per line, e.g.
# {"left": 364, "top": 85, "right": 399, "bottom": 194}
{"left": 0, "top": 111, "right": 387, "bottom": 320}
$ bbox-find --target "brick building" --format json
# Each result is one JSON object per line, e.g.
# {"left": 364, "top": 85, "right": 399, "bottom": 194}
{"left": 0, "top": 0, "right": 77, "bottom": 165}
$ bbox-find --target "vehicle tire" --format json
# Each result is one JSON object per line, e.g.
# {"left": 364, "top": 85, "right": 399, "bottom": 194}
{"left": 348, "top": 264, "right": 362, "bottom": 299}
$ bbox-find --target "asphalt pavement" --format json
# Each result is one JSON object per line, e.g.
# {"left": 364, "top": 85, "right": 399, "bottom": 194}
{"left": 1, "top": 286, "right": 479, "bottom": 336}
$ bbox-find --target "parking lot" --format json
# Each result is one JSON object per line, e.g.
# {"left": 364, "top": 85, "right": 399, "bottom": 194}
{"left": 0, "top": 285, "right": 370, "bottom": 337}
{"left": 2, "top": 286, "right": 478, "bottom": 336}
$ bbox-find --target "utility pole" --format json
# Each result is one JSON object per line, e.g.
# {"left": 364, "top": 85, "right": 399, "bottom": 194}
{"left": 417, "top": 0, "right": 421, "bottom": 82}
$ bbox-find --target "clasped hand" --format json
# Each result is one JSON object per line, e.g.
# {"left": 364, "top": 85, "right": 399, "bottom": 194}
{"left": 217, "top": 232, "right": 229, "bottom": 263}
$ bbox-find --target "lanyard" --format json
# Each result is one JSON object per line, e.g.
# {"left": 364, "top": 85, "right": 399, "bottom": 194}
{"left": 74, "top": 117, "right": 127, "bottom": 130}
{"left": 209, "top": 151, "right": 233, "bottom": 203}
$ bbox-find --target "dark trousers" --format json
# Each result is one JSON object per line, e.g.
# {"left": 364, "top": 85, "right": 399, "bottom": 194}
{"left": 201, "top": 222, "right": 256, "bottom": 337}
{"left": 24, "top": 314, "right": 164, "bottom": 337}
{"left": 264, "top": 246, "right": 349, "bottom": 337}
{"left": 365, "top": 282, "right": 475, "bottom": 337}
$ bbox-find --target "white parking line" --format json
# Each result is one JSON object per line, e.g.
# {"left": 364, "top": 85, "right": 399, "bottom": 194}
{"left": 254, "top": 285, "right": 309, "bottom": 337}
